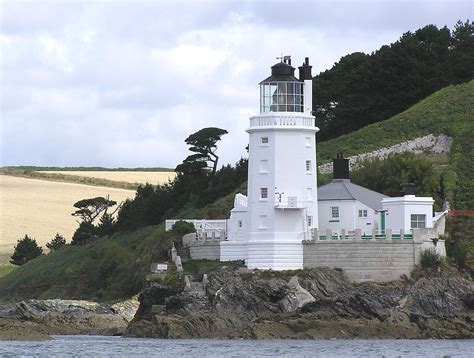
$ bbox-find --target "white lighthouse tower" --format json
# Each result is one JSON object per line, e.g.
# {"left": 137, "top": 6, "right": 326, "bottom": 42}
{"left": 221, "top": 56, "right": 319, "bottom": 270}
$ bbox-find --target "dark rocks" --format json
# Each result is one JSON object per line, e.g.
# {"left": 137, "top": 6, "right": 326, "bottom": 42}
{"left": 125, "top": 267, "right": 474, "bottom": 339}
{"left": 0, "top": 297, "right": 139, "bottom": 340}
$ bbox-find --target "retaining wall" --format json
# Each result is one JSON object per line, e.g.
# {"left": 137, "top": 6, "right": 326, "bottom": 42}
{"left": 189, "top": 241, "right": 221, "bottom": 260}
{"left": 303, "top": 239, "right": 421, "bottom": 282}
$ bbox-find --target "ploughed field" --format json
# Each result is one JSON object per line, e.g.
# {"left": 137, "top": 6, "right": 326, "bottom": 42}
{"left": 37, "top": 171, "right": 176, "bottom": 185}
{"left": 0, "top": 174, "right": 135, "bottom": 263}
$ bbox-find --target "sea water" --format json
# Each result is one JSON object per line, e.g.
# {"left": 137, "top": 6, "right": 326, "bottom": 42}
{"left": 0, "top": 335, "right": 473, "bottom": 357}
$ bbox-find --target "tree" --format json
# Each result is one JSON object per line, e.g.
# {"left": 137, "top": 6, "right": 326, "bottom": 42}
{"left": 177, "top": 127, "right": 228, "bottom": 176}
{"left": 46, "top": 233, "right": 66, "bottom": 252}
{"left": 71, "top": 222, "right": 97, "bottom": 245}
{"left": 10, "top": 235, "right": 43, "bottom": 265}
{"left": 313, "top": 21, "right": 473, "bottom": 141}
{"left": 350, "top": 153, "right": 441, "bottom": 208}
{"left": 71, "top": 196, "right": 118, "bottom": 224}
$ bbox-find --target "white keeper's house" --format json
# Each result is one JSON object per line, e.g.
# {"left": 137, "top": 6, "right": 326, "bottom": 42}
{"left": 167, "top": 56, "right": 448, "bottom": 281}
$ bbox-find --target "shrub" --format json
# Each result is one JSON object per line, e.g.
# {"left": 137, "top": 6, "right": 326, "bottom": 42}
{"left": 46, "top": 233, "right": 66, "bottom": 252}
{"left": 10, "top": 235, "right": 43, "bottom": 265}
{"left": 420, "top": 249, "right": 445, "bottom": 269}
{"left": 171, "top": 220, "right": 196, "bottom": 236}
{"left": 71, "top": 222, "right": 97, "bottom": 245}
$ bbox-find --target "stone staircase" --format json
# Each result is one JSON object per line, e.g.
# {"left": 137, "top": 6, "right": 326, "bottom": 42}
{"left": 176, "top": 246, "right": 190, "bottom": 261}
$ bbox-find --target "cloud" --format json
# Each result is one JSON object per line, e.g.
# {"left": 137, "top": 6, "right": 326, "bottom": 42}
{"left": 0, "top": 0, "right": 469, "bottom": 168}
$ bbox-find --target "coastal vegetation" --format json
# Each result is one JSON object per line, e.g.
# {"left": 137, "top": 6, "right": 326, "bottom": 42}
{"left": 313, "top": 20, "right": 473, "bottom": 141}
{"left": 10, "top": 235, "right": 43, "bottom": 266}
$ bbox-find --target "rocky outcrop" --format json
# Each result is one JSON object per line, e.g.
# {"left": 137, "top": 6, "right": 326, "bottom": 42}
{"left": 0, "top": 297, "right": 139, "bottom": 340}
{"left": 125, "top": 267, "right": 474, "bottom": 339}
{"left": 318, "top": 134, "right": 453, "bottom": 174}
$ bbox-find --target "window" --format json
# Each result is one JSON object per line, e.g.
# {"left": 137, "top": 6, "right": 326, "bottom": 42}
{"left": 307, "top": 215, "right": 313, "bottom": 227}
{"left": 305, "top": 137, "right": 312, "bottom": 148}
{"left": 260, "top": 160, "right": 269, "bottom": 173}
{"left": 306, "top": 160, "right": 312, "bottom": 173}
{"left": 260, "top": 187, "right": 268, "bottom": 200}
{"left": 411, "top": 214, "right": 426, "bottom": 228}
{"left": 306, "top": 187, "right": 313, "bottom": 201}
{"left": 260, "top": 81, "right": 304, "bottom": 113}
{"left": 261, "top": 137, "right": 269, "bottom": 145}
{"left": 331, "top": 206, "right": 339, "bottom": 218}
{"left": 238, "top": 220, "right": 243, "bottom": 228}
{"left": 358, "top": 209, "right": 368, "bottom": 218}
{"left": 259, "top": 215, "right": 268, "bottom": 229}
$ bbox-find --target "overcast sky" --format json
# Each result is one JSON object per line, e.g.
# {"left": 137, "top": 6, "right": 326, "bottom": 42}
{"left": 1, "top": 0, "right": 471, "bottom": 168}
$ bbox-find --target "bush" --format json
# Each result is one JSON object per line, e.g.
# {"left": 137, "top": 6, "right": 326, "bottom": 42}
{"left": 46, "top": 233, "right": 66, "bottom": 252}
{"left": 420, "top": 249, "right": 445, "bottom": 269}
{"left": 171, "top": 220, "right": 196, "bottom": 236}
{"left": 71, "top": 222, "right": 97, "bottom": 245}
{"left": 10, "top": 235, "right": 43, "bottom": 266}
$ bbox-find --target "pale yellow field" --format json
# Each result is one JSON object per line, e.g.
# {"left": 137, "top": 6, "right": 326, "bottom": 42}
{"left": 0, "top": 174, "right": 135, "bottom": 262}
{"left": 38, "top": 171, "right": 176, "bottom": 185}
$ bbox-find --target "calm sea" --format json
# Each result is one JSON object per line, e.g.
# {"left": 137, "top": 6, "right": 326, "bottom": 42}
{"left": 0, "top": 335, "right": 473, "bottom": 357}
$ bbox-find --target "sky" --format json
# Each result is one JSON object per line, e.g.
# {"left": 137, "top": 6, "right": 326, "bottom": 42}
{"left": 1, "top": 0, "right": 471, "bottom": 169}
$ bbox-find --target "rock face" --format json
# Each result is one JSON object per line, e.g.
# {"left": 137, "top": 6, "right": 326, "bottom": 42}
{"left": 125, "top": 267, "right": 474, "bottom": 339}
{"left": 0, "top": 297, "right": 139, "bottom": 340}
{"left": 318, "top": 134, "right": 453, "bottom": 174}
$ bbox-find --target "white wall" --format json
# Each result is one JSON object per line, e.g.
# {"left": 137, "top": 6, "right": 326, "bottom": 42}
{"left": 382, "top": 195, "right": 434, "bottom": 232}
{"left": 318, "top": 200, "right": 380, "bottom": 235}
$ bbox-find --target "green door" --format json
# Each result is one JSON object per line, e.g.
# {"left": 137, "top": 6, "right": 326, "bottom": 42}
{"left": 380, "top": 211, "right": 386, "bottom": 234}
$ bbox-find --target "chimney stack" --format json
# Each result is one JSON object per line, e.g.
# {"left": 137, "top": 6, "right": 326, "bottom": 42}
{"left": 333, "top": 153, "right": 350, "bottom": 180}
{"left": 404, "top": 178, "right": 415, "bottom": 196}
{"left": 298, "top": 57, "right": 312, "bottom": 81}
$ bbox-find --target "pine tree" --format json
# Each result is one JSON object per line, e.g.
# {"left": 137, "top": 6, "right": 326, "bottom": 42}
{"left": 10, "top": 235, "right": 43, "bottom": 265}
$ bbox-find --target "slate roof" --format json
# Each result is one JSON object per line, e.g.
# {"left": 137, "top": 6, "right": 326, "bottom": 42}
{"left": 318, "top": 179, "right": 388, "bottom": 210}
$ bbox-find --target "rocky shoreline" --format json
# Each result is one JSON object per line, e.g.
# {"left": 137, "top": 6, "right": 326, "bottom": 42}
{"left": 125, "top": 267, "right": 474, "bottom": 339}
{"left": 0, "top": 297, "right": 138, "bottom": 340}
{"left": 1, "top": 267, "right": 472, "bottom": 340}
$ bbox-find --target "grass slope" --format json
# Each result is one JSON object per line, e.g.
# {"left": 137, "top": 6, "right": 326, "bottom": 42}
{"left": 317, "top": 80, "right": 474, "bottom": 163}
{"left": 0, "top": 226, "right": 166, "bottom": 302}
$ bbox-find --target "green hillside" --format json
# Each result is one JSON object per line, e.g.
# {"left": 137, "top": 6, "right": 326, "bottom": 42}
{"left": 317, "top": 80, "right": 474, "bottom": 209}
{"left": 317, "top": 80, "right": 473, "bottom": 163}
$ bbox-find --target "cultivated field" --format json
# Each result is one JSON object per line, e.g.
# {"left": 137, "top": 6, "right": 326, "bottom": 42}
{"left": 0, "top": 174, "right": 135, "bottom": 263}
{"left": 38, "top": 171, "right": 176, "bottom": 185}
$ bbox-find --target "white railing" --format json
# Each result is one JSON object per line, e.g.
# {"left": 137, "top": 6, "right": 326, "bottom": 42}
{"left": 250, "top": 114, "right": 315, "bottom": 128}
{"left": 165, "top": 219, "right": 227, "bottom": 238}
{"left": 274, "top": 196, "right": 308, "bottom": 209}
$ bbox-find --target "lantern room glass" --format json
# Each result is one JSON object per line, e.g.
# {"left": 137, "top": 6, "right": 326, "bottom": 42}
{"left": 260, "top": 81, "right": 304, "bottom": 113}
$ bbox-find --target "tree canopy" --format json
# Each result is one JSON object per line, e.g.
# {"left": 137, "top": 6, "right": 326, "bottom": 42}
{"left": 350, "top": 152, "right": 442, "bottom": 208}
{"left": 176, "top": 127, "right": 228, "bottom": 176}
{"left": 313, "top": 20, "right": 474, "bottom": 141}
{"left": 72, "top": 196, "right": 118, "bottom": 224}
{"left": 46, "top": 233, "right": 66, "bottom": 252}
{"left": 10, "top": 235, "right": 43, "bottom": 265}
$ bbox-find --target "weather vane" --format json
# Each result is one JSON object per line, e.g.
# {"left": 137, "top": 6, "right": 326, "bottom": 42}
{"left": 276, "top": 54, "right": 291, "bottom": 63}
